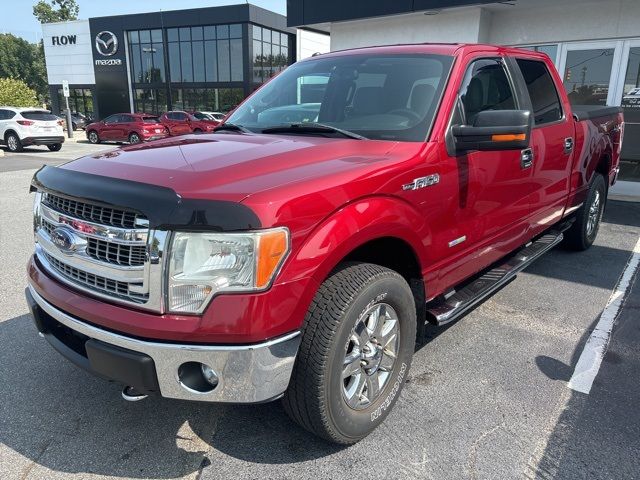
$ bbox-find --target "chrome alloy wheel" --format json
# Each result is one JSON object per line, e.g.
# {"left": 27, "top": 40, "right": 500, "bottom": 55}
{"left": 586, "top": 190, "right": 601, "bottom": 237}
{"left": 7, "top": 135, "right": 18, "bottom": 151}
{"left": 342, "top": 302, "right": 400, "bottom": 410}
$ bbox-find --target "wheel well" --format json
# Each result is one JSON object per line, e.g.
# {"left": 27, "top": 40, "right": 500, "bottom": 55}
{"left": 342, "top": 237, "right": 421, "bottom": 282}
{"left": 4, "top": 129, "right": 17, "bottom": 140}
{"left": 341, "top": 237, "right": 426, "bottom": 336}
{"left": 596, "top": 154, "right": 611, "bottom": 179}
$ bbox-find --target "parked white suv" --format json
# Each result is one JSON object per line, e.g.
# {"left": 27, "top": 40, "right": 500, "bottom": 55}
{"left": 0, "top": 107, "right": 64, "bottom": 152}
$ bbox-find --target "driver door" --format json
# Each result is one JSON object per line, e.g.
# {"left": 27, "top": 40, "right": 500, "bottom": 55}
{"left": 434, "top": 57, "right": 534, "bottom": 286}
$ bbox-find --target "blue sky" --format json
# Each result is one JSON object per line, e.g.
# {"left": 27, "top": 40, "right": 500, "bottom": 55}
{"left": 1, "top": 0, "right": 286, "bottom": 42}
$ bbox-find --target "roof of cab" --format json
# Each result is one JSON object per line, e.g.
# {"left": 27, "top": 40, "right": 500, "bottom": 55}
{"left": 303, "top": 43, "right": 552, "bottom": 62}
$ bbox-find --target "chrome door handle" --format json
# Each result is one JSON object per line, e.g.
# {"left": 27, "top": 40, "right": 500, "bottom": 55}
{"left": 521, "top": 148, "right": 534, "bottom": 169}
{"left": 564, "top": 137, "right": 574, "bottom": 154}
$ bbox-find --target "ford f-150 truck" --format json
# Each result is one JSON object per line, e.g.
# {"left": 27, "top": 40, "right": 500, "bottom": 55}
{"left": 26, "top": 44, "right": 623, "bottom": 445}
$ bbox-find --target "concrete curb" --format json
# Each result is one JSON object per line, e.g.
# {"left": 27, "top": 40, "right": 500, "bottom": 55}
{"left": 0, "top": 149, "right": 4, "bottom": 157}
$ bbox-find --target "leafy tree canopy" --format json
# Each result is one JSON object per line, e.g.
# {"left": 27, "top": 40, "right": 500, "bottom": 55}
{"left": 0, "top": 78, "right": 39, "bottom": 107}
{"left": 33, "top": 0, "right": 79, "bottom": 23}
{"left": 0, "top": 34, "right": 48, "bottom": 102}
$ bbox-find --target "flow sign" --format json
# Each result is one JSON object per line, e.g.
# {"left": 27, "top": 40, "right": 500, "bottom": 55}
{"left": 62, "top": 80, "right": 70, "bottom": 98}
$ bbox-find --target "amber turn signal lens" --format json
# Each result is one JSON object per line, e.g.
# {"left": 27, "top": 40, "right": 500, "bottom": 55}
{"left": 256, "top": 229, "right": 289, "bottom": 289}
{"left": 491, "top": 133, "right": 526, "bottom": 142}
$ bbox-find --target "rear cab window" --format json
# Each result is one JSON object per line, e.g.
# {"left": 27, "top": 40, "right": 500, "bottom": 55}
{"left": 515, "top": 59, "right": 563, "bottom": 125}
{"left": 142, "top": 116, "right": 160, "bottom": 124}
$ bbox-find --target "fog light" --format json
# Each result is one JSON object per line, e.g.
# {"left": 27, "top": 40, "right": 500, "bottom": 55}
{"left": 177, "top": 361, "right": 219, "bottom": 393}
{"left": 201, "top": 363, "right": 219, "bottom": 386}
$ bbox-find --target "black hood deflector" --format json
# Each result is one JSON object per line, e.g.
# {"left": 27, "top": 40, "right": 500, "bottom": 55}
{"left": 30, "top": 166, "right": 261, "bottom": 231}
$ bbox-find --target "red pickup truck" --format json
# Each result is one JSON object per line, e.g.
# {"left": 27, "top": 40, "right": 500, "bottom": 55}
{"left": 26, "top": 44, "right": 623, "bottom": 445}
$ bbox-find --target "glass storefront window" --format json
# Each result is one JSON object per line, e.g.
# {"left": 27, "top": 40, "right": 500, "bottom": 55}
{"left": 170, "top": 87, "right": 243, "bottom": 112}
{"left": 520, "top": 44, "right": 558, "bottom": 65}
{"left": 134, "top": 88, "right": 167, "bottom": 114}
{"left": 167, "top": 24, "right": 243, "bottom": 83}
{"left": 57, "top": 88, "right": 94, "bottom": 119}
{"left": 563, "top": 48, "right": 615, "bottom": 106}
{"left": 251, "top": 25, "right": 291, "bottom": 84}
{"left": 620, "top": 46, "right": 640, "bottom": 179}
{"left": 128, "top": 29, "right": 165, "bottom": 83}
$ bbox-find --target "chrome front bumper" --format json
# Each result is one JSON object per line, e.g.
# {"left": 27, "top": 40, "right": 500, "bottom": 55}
{"left": 27, "top": 284, "right": 301, "bottom": 403}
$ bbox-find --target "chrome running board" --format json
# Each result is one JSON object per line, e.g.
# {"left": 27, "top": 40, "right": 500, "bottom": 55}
{"left": 427, "top": 231, "right": 564, "bottom": 326}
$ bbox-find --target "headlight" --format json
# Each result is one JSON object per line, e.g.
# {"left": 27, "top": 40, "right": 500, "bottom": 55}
{"left": 167, "top": 228, "right": 289, "bottom": 313}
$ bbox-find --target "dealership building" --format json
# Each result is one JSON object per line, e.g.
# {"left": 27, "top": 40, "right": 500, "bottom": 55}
{"left": 40, "top": 4, "right": 317, "bottom": 119}
{"left": 288, "top": 0, "right": 640, "bottom": 181}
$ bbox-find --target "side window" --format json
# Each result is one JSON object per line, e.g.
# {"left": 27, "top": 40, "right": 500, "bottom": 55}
{"left": 120, "top": 115, "right": 133, "bottom": 123}
{"left": 104, "top": 115, "right": 118, "bottom": 124}
{"left": 460, "top": 58, "right": 516, "bottom": 124}
{"left": 174, "top": 112, "right": 187, "bottom": 121}
{"left": 516, "top": 59, "right": 563, "bottom": 125}
{"left": 0, "top": 109, "right": 8, "bottom": 120}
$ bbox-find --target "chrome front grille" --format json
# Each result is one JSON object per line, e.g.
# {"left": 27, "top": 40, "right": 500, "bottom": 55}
{"left": 42, "top": 192, "right": 145, "bottom": 229}
{"left": 86, "top": 238, "right": 147, "bottom": 267}
{"left": 41, "top": 219, "right": 147, "bottom": 267}
{"left": 43, "top": 252, "right": 148, "bottom": 303}
{"left": 34, "top": 191, "right": 168, "bottom": 312}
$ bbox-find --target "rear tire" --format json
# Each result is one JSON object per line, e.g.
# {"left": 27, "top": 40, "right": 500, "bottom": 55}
{"left": 193, "top": 128, "right": 203, "bottom": 133}
{"left": 283, "top": 262, "right": 416, "bottom": 444}
{"left": 47, "top": 144, "right": 62, "bottom": 152}
{"left": 564, "top": 173, "right": 606, "bottom": 251}
{"left": 88, "top": 130, "right": 100, "bottom": 144}
{"left": 128, "top": 133, "right": 141, "bottom": 144}
{"left": 6, "top": 132, "right": 23, "bottom": 152}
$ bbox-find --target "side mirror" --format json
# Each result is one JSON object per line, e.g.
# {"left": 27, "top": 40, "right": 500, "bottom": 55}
{"left": 451, "top": 110, "right": 532, "bottom": 153}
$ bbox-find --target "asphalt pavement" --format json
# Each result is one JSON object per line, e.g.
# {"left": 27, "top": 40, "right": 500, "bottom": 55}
{"left": 0, "top": 160, "right": 638, "bottom": 479}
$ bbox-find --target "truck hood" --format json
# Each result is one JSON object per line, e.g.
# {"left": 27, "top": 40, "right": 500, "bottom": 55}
{"left": 61, "top": 133, "right": 419, "bottom": 203}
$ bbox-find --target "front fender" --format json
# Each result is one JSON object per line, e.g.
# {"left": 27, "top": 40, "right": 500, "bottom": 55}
{"left": 279, "top": 196, "right": 429, "bottom": 286}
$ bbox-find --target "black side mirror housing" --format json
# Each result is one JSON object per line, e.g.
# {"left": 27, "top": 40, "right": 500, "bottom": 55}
{"left": 452, "top": 110, "right": 532, "bottom": 153}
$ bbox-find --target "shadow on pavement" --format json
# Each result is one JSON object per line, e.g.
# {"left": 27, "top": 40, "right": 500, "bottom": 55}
{"left": 0, "top": 313, "right": 342, "bottom": 478}
{"left": 528, "top": 245, "right": 640, "bottom": 479}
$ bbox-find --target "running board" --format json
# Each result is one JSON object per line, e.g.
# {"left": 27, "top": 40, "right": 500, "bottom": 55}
{"left": 427, "top": 231, "right": 564, "bottom": 326}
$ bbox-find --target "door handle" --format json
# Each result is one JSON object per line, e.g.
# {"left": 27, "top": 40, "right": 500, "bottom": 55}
{"left": 564, "top": 137, "right": 574, "bottom": 154}
{"left": 521, "top": 148, "right": 534, "bottom": 169}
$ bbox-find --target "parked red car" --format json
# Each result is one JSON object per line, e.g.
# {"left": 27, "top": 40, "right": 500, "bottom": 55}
{"left": 28, "top": 44, "right": 623, "bottom": 444}
{"left": 85, "top": 113, "right": 169, "bottom": 144}
{"left": 159, "top": 111, "right": 219, "bottom": 136}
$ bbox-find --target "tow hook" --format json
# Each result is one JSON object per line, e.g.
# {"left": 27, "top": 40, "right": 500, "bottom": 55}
{"left": 121, "top": 386, "right": 148, "bottom": 402}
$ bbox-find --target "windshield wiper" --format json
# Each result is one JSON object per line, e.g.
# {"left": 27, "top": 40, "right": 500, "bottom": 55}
{"left": 261, "top": 123, "right": 367, "bottom": 140}
{"left": 214, "top": 122, "right": 251, "bottom": 133}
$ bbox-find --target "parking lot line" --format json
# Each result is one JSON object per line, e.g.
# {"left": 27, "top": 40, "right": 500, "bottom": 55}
{"left": 568, "top": 235, "right": 640, "bottom": 394}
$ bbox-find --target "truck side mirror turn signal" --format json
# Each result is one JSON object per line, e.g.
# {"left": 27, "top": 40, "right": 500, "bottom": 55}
{"left": 452, "top": 109, "right": 532, "bottom": 152}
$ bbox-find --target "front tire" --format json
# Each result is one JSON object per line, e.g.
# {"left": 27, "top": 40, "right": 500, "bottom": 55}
{"left": 88, "top": 130, "right": 100, "bottom": 144}
{"left": 47, "top": 144, "right": 62, "bottom": 152}
{"left": 6, "top": 133, "right": 23, "bottom": 152}
{"left": 283, "top": 263, "right": 416, "bottom": 444}
{"left": 564, "top": 173, "right": 606, "bottom": 251}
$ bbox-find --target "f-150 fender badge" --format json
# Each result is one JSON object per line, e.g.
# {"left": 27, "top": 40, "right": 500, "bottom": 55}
{"left": 402, "top": 174, "right": 440, "bottom": 191}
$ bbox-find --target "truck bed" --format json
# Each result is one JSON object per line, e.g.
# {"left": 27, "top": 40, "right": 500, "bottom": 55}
{"left": 572, "top": 105, "right": 623, "bottom": 122}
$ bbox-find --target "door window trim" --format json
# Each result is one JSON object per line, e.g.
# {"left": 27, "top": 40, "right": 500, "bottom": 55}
{"left": 508, "top": 56, "right": 567, "bottom": 129}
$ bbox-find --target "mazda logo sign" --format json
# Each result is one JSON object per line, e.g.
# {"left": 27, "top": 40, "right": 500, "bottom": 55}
{"left": 50, "top": 227, "right": 78, "bottom": 254}
{"left": 95, "top": 31, "right": 118, "bottom": 56}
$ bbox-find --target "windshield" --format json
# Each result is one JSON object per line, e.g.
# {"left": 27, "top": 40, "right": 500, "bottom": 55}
{"left": 227, "top": 53, "right": 453, "bottom": 142}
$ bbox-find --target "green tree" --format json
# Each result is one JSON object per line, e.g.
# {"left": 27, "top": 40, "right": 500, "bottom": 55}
{"left": 0, "top": 78, "right": 38, "bottom": 107}
{"left": 0, "top": 34, "right": 48, "bottom": 102}
{"left": 33, "top": 0, "right": 79, "bottom": 23}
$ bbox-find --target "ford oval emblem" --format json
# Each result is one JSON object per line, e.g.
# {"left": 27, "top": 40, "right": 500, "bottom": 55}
{"left": 50, "top": 227, "right": 77, "bottom": 253}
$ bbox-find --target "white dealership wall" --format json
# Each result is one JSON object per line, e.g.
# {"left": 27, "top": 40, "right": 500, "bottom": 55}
{"left": 296, "top": 28, "right": 330, "bottom": 60}
{"left": 41, "top": 20, "right": 95, "bottom": 85}
{"left": 328, "top": 0, "right": 640, "bottom": 51}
